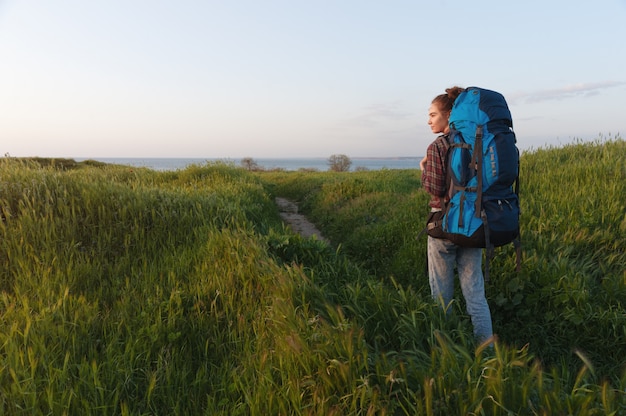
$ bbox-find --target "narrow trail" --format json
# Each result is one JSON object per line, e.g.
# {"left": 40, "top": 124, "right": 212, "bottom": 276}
{"left": 274, "top": 197, "right": 329, "bottom": 244}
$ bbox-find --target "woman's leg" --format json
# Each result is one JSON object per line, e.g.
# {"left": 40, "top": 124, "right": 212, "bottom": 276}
{"left": 457, "top": 246, "right": 493, "bottom": 343}
{"left": 427, "top": 236, "right": 456, "bottom": 312}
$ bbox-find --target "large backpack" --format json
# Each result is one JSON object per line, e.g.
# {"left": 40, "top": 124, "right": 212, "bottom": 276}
{"left": 442, "top": 87, "right": 521, "bottom": 277}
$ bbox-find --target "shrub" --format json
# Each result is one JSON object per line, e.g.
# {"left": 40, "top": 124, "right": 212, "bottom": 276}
{"left": 327, "top": 154, "right": 352, "bottom": 172}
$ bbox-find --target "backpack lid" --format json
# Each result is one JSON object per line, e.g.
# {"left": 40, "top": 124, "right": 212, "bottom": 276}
{"left": 450, "top": 87, "right": 512, "bottom": 129}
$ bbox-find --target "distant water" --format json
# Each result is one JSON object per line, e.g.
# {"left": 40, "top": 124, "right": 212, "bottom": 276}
{"left": 76, "top": 157, "right": 422, "bottom": 172}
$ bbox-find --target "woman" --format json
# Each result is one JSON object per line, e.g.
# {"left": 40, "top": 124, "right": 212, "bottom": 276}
{"left": 420, "top": 87, "right": 494, "bottom": 344}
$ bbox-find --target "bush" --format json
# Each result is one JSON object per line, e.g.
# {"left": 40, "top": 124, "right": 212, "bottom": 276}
{"left": 327, "top": 154, "right": 352, "bottom": 172}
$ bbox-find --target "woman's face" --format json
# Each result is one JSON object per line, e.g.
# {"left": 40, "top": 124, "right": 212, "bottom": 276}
{"left": 428, "top": 103, "right": 449, "bottom": 135}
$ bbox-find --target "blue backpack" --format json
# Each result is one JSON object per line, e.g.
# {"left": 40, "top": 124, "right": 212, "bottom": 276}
{"left": 443, "top": 87, "right": 521, "bottom": 276}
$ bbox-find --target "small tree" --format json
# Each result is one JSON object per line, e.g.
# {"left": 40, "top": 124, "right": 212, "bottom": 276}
{"left": 327, "top": 154, "right": 352, "bottom": 172}
{"left": 240, "top": 157, "right": 261, "bottom": 171}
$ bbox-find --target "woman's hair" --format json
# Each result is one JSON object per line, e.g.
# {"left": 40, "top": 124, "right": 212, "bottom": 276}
{"left": 432, "top": 86, "right": 465, "bottom": 114}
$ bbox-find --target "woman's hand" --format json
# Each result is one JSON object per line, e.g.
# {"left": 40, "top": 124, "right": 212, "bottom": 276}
{"left": 419, "top": 156, "right": 427, "bottom": 171}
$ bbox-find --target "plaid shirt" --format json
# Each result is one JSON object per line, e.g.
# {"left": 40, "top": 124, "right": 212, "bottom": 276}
{"left": 421, "top": 134, "right": 450, "bottom": 210}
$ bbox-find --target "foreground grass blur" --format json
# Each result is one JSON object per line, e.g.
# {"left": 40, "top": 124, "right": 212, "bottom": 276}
{"left": 0, "top": 138, "right": 624, "bottom": 414}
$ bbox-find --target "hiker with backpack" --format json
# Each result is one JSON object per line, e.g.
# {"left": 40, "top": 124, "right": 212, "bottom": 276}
{"left": 419, "top": 86, "right": 520, "bottom": 345}
{"left": 420, "top": 86, "right": 494, "bottom": 344}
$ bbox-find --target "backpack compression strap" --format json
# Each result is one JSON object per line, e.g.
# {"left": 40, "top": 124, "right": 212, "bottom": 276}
{"left": 472, "top": 125, "right": 484, "bottom": 218}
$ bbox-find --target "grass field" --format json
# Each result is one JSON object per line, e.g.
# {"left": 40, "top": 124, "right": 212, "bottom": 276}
{"left": 1, "top": 139, "right": 624, "bottom": 414}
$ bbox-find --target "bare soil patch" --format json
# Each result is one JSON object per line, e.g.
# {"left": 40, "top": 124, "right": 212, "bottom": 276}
{"left": 275, "top": 197, "right": 329, "bottom": 244}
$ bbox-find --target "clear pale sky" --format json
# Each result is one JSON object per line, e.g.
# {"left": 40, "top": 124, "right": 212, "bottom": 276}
{"left": 1, "top": 1, "right": 624, "bottom": 158}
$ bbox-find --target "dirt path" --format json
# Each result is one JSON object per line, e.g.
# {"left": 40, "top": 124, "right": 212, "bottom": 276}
{"left": 275, "top": 197, "right": 329, "bottom": 244}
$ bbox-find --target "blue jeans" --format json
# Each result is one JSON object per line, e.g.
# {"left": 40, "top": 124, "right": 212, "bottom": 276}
{"left": 427, "top": 236, "right": 493, "bottom": 343}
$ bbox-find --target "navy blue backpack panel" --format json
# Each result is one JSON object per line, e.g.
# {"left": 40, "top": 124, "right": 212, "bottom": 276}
{"left": 483, "top": 193, "right": 520, "bottom": 247}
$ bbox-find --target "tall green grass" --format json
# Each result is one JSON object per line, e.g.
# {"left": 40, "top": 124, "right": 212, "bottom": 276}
{"left": 0, "top": 139, "right": 624, "bottom": 415}
{"left": 495, "top": 138, "right": 626, "bottom": 377}
{"left": 0, "top": 159, "right": 284, "bottom": 414}
{"left": 262, "top": 168, "right": 429, "bottom": 287}
{"left": 262, "top": 137, "right": 626, "bottom": 412}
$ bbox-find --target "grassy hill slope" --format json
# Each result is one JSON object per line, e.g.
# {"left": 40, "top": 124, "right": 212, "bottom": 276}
{"left": 0, "top": 140, "right": 624, "bottom": 414}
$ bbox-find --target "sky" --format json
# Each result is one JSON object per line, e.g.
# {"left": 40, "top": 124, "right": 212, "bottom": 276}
{"left": 1, "top": 1, "right": 625, "bottom": 158}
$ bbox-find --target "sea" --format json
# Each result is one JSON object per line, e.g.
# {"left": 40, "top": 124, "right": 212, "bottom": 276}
{"left": 75, "top": 157, "right": 422, "bottom": 172}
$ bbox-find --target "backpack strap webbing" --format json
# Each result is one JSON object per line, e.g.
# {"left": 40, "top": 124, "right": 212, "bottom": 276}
{"left": 484, "top": 247, "right": 494, "bottom": 282}
{"left": 481, "top": 208, "right": 492, "bottom": 282}
{"left": 514, "top": 238, "right": 522, "bottom": 272}
{"left": 472, "top": 125, "right": 484, "bottom": 218}
{"left": 513, "top": 155, "right": 521, "bottom": 273}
